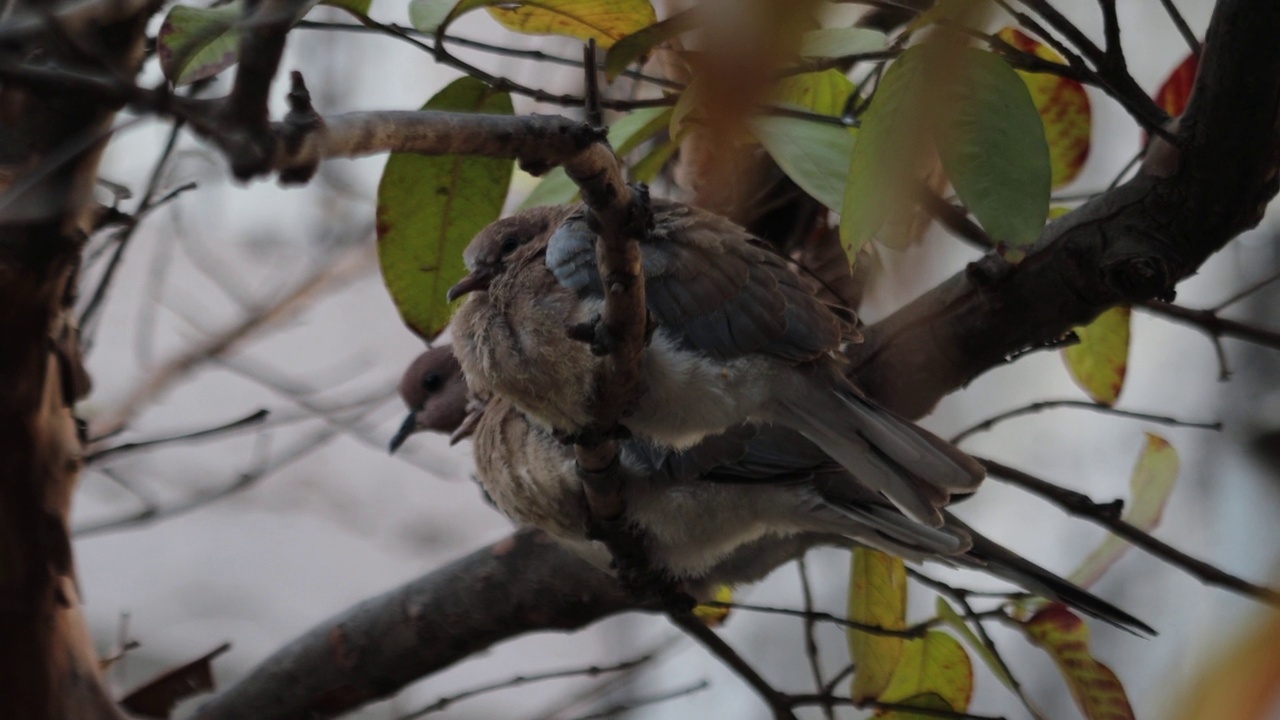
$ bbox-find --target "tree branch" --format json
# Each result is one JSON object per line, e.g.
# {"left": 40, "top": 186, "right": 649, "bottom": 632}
{"left": 192, "top": 530, "right": 636, "bottom": 720}
{"left": 849, "top": 0, "right": 1280, "bottom": 418}
{"left": 980, "top": 457, "right": 1280, "bottom": 606}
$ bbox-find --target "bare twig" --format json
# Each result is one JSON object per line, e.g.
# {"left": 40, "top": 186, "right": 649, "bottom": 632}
{"left": 75, "top": 420, "right": 341, "bottom": 537}
{"left": 796, "top": 557, "right": 833, "bottom": 720}
{"left": 1140, "top": 300, "right": 1280, "bottom": 365}
{"left": 398, "top": 655, "right": 655, "bottom": 719}
{"left": 86, "top": 409, "right": 269, "bottom": 463}
{"left": 565, "top": 681, "right": 710, "bottom": 720}
{"left": 79, "top": 119, "right": 187, "bottom": 347}
{"left": 789, "top": 694, "right": 1007, "bottom": 720}
{"left": 1158, "top": 0, "right": 1202, "bottom": 55}
{"left": 980, "top": 457, "right": 1280, "bottom": 607}
{"left": 667, "top": 611, "right": 796, "bottom": 720}
{"left": 950, "top": 399, "right": 1221, "bottom": 445}
{"left": 88, "top": 243, "right": 371, "bottom": 439}
{"left": 706, "top": 601, "right": 927, "bottom": 638}
{"left": 1210, "top": 267, "right": 1280, "bottom": 311}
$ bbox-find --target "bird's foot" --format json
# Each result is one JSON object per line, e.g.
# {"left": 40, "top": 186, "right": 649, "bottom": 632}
{"left": 566, "top": 313, "right": 616, "bottom": 357}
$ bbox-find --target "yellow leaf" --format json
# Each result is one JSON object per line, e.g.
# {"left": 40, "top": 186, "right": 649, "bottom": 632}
{"left": 1024, "top": 604, "right": 1136, "bottom": 720}
{"left": 1063, "top": 306, "right": 1131, "bottom": 406}
{"left": 693, "top": 585, "right": 733, "bottom": 627}
{"left": 997, "top": 27, "right": 1091, "bottom": 188}
{"left": 484, "top": 0, "right": 657, "bottom": 48}
{"left": 773, "top": 69, "right": 855, "bottom": 117}
{"left": 1069, "top": 434, "right": 1179, "bottom": 588}
{"left": 879, "top": 631, "right": 974, "bottom": 714}
{"left": 847, "top": 548, "right": 907, "bottom": 702}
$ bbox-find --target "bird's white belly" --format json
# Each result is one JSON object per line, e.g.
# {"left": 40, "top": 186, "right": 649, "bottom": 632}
{"left": 629, "top": 331, "right": 774, "bottom": 449}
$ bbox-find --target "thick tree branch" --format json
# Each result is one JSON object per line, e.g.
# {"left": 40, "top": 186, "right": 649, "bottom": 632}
{"left": 193, "top": 530, "right": 636, "bottom": 720}
{"left": 0, "top": 0, "right": 159, "bottom": 715}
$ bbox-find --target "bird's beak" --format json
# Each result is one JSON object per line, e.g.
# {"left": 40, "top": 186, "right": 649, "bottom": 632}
{"left": 388, "top": 412, "right": 419, "bottom": 454}
{"left": 446, "top": 268, "right": 492, "bottom": 303}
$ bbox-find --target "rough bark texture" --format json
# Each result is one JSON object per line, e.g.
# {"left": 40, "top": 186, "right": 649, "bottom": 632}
{"left": 191, "top": 1, "right": 1280, "bottom": 718}
{"left": 0, "top": 0, "right": 159, "bottom": 716}
{"left": 193, "top": 530, "right": 636, "bottom": 720}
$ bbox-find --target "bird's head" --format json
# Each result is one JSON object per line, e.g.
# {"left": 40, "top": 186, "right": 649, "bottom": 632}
{"left": 389, "top": 346, "right": 470, "bottom": 453}
{"left": 446, "top": 206, "right": 569, "bottom": 302}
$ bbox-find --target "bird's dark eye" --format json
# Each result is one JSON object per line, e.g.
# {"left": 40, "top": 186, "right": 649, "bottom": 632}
{"left": 422, "top": 373, "right": 443, "bottom": 393}
{"left": 499, "top": 235, "right": 521, "bottom": 255}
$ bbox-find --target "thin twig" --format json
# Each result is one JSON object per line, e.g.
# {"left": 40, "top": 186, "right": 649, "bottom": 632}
{"left": 789, "top": 694, "right": 1007, "bottom": 720}
{"left": 293, "top": 20, "right": 684, "bottom": 90}
{"left": 950, "top": 399, "right": 1221, "bottom": 445}
{"left": 980, "top": 457, "right": 1280, "bottom": 607}
{"left": 1140, "top": 300, "right": 1280, "bottom": 353}
{"left": 398, "top": 655, "right": 655, "bottom": 719}
{"left": 86, "top": 409, "right": 269, "bottom": 463}
{"left": 565, "top": 681, "right": 710, "bottom": 720}
{"left": 706, "top": 601, "right": 927, "bottom": 638}
{"left": 667, "top": 611, "right": 796, "bottom": 720}
{"left": 1210, "top": 267, "right": 1280, "bottom": 311}
{"left": 1157, "top": 0, "right": 1202, "bottom": 55}
{"left": 796, "top": 557, "right": 832, "bottom": 720}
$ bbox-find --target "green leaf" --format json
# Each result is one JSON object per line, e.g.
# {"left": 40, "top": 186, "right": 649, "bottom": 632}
{"left": 774, "top": 69, "right": 855, "bottom": 117}
{"left": 320, "top": 0, "right": 371, "bottom": 16}
{"left": 610, "top": 106, "right": 673, "bottom": 155}
{"left": 936, "top": 47, "right": 1051, "bottom": 245}
{"left": 935, "top": 599, "right": 1022, "bottom": 697}
{"left": 879, "top": 631, "right": 973, "bottom": 713}
{"left": 1024, "top": 605, "right": 1136, "bottom": 720}
{"left": 628, "top": 138, "right": 677, "bottom": 182}
{"left": 751, "top": 116, "right": 855, "bottom": 213}
{"left": 376, "top": 78, "right": 514, "bottom": 340}
{"left": 409, "top": 0, "right": 455, "bottom": 33}
{"left": 878, "top": 693, "right": 962, "bottom": 720}
{"left": 1062, "top": 306, "right": 1131, "bottom": 406}
{"left": 521, "top": 107, "right": 671, "bottom": 209}
{"left": 605, "top": 8, "right": 698, "bottom": 80}
{"left": 840, "top": 46, "right": 930, "bottom": 256}
{"left": 1068, "top": 433, "right": 1179, "bottom": 588}
{"left": 798, "top": 27, "right": 887, "bottom": 59}
{"left": 847, "top": 548, "right": 907, "bottom": 702}
{"left": 432, "top": 0, "right": 656, "bottom": 47}
{"left": 157, "top": 3, "right": 244, "bottom": 86}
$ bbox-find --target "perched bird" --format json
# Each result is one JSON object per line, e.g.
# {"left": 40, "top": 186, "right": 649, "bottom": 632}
{"left": 448, "top": 200, "right": 984, "bottom": 530}
{"left": 394, "top": 347, "right": 1153, "bottom": 633}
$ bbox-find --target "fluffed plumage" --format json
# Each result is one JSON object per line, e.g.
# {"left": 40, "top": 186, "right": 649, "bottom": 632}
{"left": 395, "top": 347, "right": 1153, "bottom": 634}
{"left": 449, "top": 200, "right": 983, "bottom": 530}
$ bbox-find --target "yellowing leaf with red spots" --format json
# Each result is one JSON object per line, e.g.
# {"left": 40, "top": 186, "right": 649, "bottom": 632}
{"left": 1024, "top": 605, "right": 1136, "bottom": 720}
{"left": 1155, "top": 53, "right": 1199, "bottom": 117}
{"left": 878, "top": 631, "right": 974, "bottom": 716}
{"left": 1062, "top": 306, "right": 1131, "bottom": 406}
{"left": 997, "top": 27, "right": 1091, "bottom": 188}
{"left": 1069, "top": 434, "right": 1179, "bottom": 588}
{"left": 847, "top": 548, "right": 907, "bottom": 702}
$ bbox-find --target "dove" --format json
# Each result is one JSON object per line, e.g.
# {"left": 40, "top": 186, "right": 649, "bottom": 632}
{"left": 393, "top": 347, "right": 1154, "bottom": 633}
{"left": 448, "top": 199, "right": 984, "bottom": 529}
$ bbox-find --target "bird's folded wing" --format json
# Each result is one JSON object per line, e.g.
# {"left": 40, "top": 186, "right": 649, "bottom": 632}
{"left": 546, "top": 200, "right": 851, "bottom": 363}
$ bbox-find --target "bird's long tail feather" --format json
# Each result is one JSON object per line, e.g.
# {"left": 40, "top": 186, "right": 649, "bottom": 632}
{"left": 773, "top": 375, "right": 984, "bottom": 527}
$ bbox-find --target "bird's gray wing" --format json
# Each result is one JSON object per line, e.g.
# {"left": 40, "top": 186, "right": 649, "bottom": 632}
{"left": 546, "top": 200, "right": 849, "bottom": 363}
